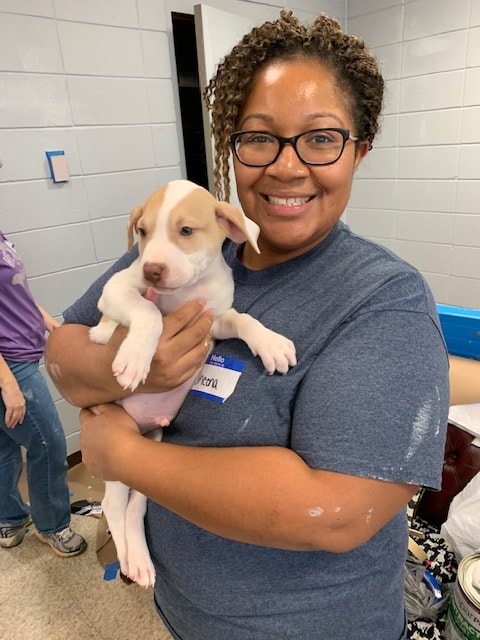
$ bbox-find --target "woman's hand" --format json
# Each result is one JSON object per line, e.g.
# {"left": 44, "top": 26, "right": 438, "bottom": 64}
{"left": 142, "top": 300, "right": 214, "bottom": 392}
{"left": 37, "top": 305, "right": 60, "bottom": 333}
{"left": 79, "top": 403, "right": 142, "bottom": 480}
{"left": 1, "top": 379, "right": 26, "bottom": 428}
{"left": 46, "top": 299, "right": 214, "bottom": 408}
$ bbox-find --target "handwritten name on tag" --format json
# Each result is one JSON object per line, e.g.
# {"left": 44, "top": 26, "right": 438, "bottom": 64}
{"left": 190, "top": 353, "right": 245, "bottom": 404}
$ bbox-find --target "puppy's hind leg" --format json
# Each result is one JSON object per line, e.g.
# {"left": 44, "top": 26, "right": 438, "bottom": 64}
{"left": 122, "top": 428, "right": 162, "bottom": 588}
{"left": 102, "top": 480, "right": 130, "bottom": 579}
{"left": 124, "top": 490, "right": 155, "bottom": 588}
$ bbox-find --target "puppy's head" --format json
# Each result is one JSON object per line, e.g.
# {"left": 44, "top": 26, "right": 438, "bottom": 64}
{"left": 127, "top": 180, "right": 260, "bottom": 291}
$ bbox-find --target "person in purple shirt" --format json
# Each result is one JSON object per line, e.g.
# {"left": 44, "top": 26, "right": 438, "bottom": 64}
{"left": 0, "top": 229, "right": 86, "bottom": 556}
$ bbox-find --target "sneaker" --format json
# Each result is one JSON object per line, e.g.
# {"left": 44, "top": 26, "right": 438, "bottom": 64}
{"left": 35, "top": 526, "right": 87, "bottom": 557}
{"left": 0, "top": 517, "right": 32, "bottom": 548}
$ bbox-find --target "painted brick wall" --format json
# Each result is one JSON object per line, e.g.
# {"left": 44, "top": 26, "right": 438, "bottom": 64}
{"left": 346, "top": 0, "right": 480, "bottom": 309}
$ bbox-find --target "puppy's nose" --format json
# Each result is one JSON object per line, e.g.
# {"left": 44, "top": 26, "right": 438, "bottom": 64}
{"left": 143, "top": 261, "right": 166, "bottom": 286}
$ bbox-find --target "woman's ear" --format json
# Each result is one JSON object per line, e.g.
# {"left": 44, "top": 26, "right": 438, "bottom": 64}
{"left": 353, "top": 140, "right": 370, "bottom": 170}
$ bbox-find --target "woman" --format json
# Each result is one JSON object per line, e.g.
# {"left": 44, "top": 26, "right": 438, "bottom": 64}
{"left": 46, "top": 12, "right": 449, "bottom": 639}
{"left": 0, "top": 231, "right": 86, "bottom": 556}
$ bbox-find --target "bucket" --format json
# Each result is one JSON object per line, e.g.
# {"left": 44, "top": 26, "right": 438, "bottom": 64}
{"left": 444, "top": 553, "right": 480, "bottom": 640}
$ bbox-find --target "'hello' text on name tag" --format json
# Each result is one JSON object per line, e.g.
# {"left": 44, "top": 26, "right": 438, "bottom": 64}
{"left": 190, "top": 353, "right": 245, "bottom": 404}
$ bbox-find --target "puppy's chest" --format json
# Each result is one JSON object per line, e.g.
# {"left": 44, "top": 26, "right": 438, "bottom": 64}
{"left": 152, "top": 275, "right": 234, "bottom": 316}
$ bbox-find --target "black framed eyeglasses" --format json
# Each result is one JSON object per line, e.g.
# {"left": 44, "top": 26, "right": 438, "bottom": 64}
{"left": 230, "top": 128, "right": 359, "bottom": 167}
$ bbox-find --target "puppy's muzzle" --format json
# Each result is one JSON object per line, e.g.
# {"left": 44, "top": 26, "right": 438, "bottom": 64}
{"left": 143, "top": 262, "right": 166, "bottom": 287}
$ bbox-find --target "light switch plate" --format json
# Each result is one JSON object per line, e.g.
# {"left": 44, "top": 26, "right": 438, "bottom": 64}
{"left": 46, "top": 150, "right": 70, "bottom": 183}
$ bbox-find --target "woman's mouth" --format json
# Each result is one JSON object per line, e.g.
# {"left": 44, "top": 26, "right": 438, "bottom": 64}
{"left": 261, "top": 194, "right": 315, "bottom": 212}
{"left": 265, "top": 195, "right": 313, "bottom": 205}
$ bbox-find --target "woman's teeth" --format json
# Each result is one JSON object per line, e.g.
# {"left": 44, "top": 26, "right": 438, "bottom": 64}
{"left": 267, "top": 195, "right": 311, "bottom": 206}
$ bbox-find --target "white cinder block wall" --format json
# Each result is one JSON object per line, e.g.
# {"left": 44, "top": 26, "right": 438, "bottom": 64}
{"left": 0, "top": 0, "right": 337, "bottom": 453}
{"left": 345, "top": 0, "right": 480, "bottom": 309}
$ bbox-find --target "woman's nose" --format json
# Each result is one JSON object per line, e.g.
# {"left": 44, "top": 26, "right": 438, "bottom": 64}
{"left": 265, "top": 142, "right": 310, "bottom": 178}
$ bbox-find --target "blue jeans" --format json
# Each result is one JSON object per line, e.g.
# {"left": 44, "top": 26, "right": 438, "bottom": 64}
{"left": 0, "top": 360, "right": 71, "bottom": 534}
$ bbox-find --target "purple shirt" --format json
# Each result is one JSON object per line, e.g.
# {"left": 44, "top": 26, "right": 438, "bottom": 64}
{"left": 0, "top": 231, "right": 45, "bottom": 361}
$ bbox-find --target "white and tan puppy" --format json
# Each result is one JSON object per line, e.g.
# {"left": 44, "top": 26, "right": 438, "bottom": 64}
{"left": 89, "top": 179, "right": 296, "bottom": 588}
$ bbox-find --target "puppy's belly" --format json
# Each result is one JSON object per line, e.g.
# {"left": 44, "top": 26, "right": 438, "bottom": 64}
{"left": 121, "top": 374, "right": 196, "bottom": 433}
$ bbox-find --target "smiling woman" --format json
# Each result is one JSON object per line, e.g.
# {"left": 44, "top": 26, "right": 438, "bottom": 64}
{"left": 229, "top": 58, "right": 369, "bottom": 268}
{"left": 47, "top": 11, "right": 449, "bottom": 640}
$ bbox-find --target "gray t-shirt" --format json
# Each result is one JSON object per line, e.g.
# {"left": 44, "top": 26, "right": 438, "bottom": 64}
{"left": 65, "top": 221, "right": 449, "bottom": 640}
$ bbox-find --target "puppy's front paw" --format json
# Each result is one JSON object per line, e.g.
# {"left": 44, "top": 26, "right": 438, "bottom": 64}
{"left": 113, "top": 362, "right": 149, "bottom": 392}
{"left": 112, "top": 340, "right": 154, "bottom": 391}
{"left": 253, "top": 331, "right": 297, "bottom": 375}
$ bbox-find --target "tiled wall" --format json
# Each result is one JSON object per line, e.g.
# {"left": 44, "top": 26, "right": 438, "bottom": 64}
{"left": 345, "top": 0, "right": 480, "bottom": 309}
{"left": 0, "top": 0, "right": 333, "bottom": 453}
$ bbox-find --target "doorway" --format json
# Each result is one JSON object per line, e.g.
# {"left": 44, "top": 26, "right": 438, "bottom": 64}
{"left": 172, "top": 12, "right": 209, "bottom": 190}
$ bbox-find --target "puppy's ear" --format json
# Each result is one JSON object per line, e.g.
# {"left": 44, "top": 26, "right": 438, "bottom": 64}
{"left": 215, "top": 201, "right": 261, "bottom": 254}
{"left": 127, "top": 203, "right": 145, "bottom": 251}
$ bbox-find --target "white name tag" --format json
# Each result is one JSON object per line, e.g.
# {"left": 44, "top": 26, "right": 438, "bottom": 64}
{"left": 190, "top": 353, "right": 245, "bottom": 404}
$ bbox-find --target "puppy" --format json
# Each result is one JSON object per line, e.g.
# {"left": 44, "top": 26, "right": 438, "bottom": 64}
{"left": 90, "top": 179, "right": 296, "bottom": 588}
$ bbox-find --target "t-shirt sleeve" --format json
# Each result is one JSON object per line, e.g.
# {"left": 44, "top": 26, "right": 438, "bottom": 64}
{"left": 291, "top": 308, "right": 449, "bottom": 491}
{"left": 63, "top": 246, "right": 139, "bottom": 327}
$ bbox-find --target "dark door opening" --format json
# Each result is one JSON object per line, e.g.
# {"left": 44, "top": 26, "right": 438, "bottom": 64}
{"left": 172, "top": 12, "right": 209, "bottom": 190}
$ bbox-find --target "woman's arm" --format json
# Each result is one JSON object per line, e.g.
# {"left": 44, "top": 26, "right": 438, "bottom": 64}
{"left": 449, "top": 354, "right": 480, "bottom": 405}
{"left": 45, "top": 300, "right": 214, "bottom": 408}
{"left": 0, "top": 354, "right": 26, "bottom": 428}
{"left": 80, "top": 403, "right": 417, "bottom": 553}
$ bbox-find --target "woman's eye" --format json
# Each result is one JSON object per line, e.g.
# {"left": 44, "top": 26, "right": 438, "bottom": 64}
{"left": 310, "top": 134, "right": 331, "bottom": 145}
{"left": 246, "top": 134, "right": 273, "bottom": 145}
{"left": 180, "top": 226, "right": 194, "bottom": 236}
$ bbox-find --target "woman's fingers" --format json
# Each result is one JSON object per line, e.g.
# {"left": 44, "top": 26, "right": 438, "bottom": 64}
{"left": 144, "top": 302, "right": 214, "bottom": 389}
{"left": 5, "top": 406, "right": 25, "bottom": 428}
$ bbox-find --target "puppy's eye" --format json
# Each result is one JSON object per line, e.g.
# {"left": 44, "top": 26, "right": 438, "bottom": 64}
{"left": 137, "top": 227, "right": 146, "bottom": 238}
{"left": 180, "top": 226, "right": 194, "bottom": 236}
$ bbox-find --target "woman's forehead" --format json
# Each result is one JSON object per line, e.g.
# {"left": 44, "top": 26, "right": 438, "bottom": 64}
{"left": 238, "top": 59, "right": 353, "bottom": 129}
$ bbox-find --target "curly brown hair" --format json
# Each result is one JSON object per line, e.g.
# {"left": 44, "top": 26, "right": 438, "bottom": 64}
{"left": 204, "top": 10, "right": 384, "bottom": 201}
